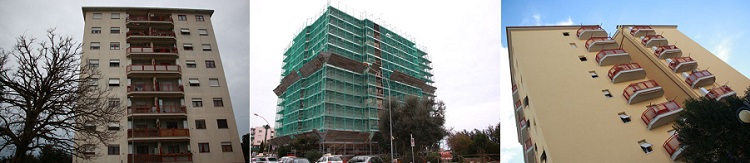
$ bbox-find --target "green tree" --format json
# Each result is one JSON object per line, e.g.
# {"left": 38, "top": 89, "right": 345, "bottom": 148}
{"left": 675, "top": 87, "right": 750, "bottom": 162}
{"left": 379, "top": 96, "right": 448, "bottom": 159}
{"left": 242, "top": 133, "right": 250, "bottom": 163}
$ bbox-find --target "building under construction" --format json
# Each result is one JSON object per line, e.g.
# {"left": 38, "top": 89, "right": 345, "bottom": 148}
{"left": 270, "top": 6, "right": 435, "bottom": 155}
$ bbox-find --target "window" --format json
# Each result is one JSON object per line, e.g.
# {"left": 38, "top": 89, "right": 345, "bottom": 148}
{"left": 562, "top": 32, "right": 570, "bottom": 36}
{"left": 107, "top": 122, "right": 120, "bottom": 131}
{"left": 638, "top": 140, "right": 653, "bottom": 154}
{"left": 110, "top": 42, "right": 120, "bottom": 50}
{"left": 108, "top": 145, "right": 119, "bottom": 155}
{"left": 84, "top": 124, "right": 96, "bottom": 131}
{"left": 108, "top": 78, "right": 120, "bottom": 86}
{"left": 183, "top": 43, "right": 193, "bottom": 51}
{"left": 110, "top": 27, "right": 120, "bottom": 34}
{"left": 89, "top": 59, "right": 99, "bottom": 68}
{"left": 192, "top": 98, "right": 203, "bottom": 107}
{"left": 213, "top": 98, "right": 224, "bottom": 107}
{"left": 602, "top": 89, "right": 612, "bottom": 98}
{"left": 186, "top": 60, "right": 197, "bottom": 68}
{"left": 619, "top": 112, "right": 631, "bottom": 123}
{"left": 217, "top": 119, "right": 228, "bottom": 129}
{"left": 195, "top": 120, "right": 206, "bottom": 129}
{"left": 202, "top": 44, "right": 211, "bottom": 51}
{"left": 196, "top": 15, "right": 205, "bottom": 21}
{"left": 82, "top": 144, "right": 96, "bottom": 155}
{"left": 589, "top": 71, "right": 598, "bottom": 78}
{"left": 189, "top": 78, "right": 200, "bottom": 86}
{"left": 199, "top": 29, "right": 208, "bottom": 36}
{"left": 93, "top": 13, "right": 102, "bottom": 19}
{"left": 108, "top": 98, "right": 120, "bottom": 108}
{"left": 92, "top": 27, "right": 101, "bottom": 34}
{"left": 221, "top": 142, "right": 233, "bottom": 152}
{"left": 569, "top": 43, "right": 577, "bottom": 48}
{"left": 523, "top": 96, "right": 529, "bottom": 107}
{"left": 111, "top": 13, "right": 120, "bottom": 19}
{"left": 209, "top": 78, "right": 220, "bottom": 87}
{"left": 109, "top": 59, "right": 120, "bottom": 67}
{"left": 206, "top": 60, "right": 216, "bottom": 68}
{"left": 178, "top": 15, "right": 187, "bottom": 21}
{"left": 199, "top": 143, "right": 210, "bottom": 153}
{"left": 90, "top": 42, "right": 100, "bottom": 50}
{"left": 180, "top": 28, "right": 190, "bottom": 35}
{"left": 578, "top": 56, "right": 587, "bottom": 61}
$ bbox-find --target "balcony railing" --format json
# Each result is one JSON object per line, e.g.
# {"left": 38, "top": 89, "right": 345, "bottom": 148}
{"left": 706, "top": 85, "right": 736, "bottom": 101}
{"left": 523, "top": 138, "right": 533, "bottom": 153}
{"left": 641, "top": 100, "right": 683, "bottom": 130}
{"left": 515, "top": 100, "right": 522, "bottom": 111}
{"left": 576, "top": 26, "right": 607, "bottom": 40}
{"left": 127, "top": 83, "right": 184, "bottom": 92}
{"left": 623, "top": 80, "right": 664, "bottom": 104}
{"left": 685, "top": 70, "right": 715, "bottom": 88}
{"left": 642, "top": 35, "right": 668, "bottom": 47}
{"left": 653, "top": 45, "right": 682, "bottom": 59}
{"left": 519, "top": 117, "right": 528, "bottom": 130}
{"left": 630, "top": 26, "right": 655, "bottom": 37}
{"left": 128, "top": 153, "right": 193, "bottom": 162}
{"left": 128, "top": 105, "right": 187, "bottom": 114}
{"left": 128, "top": 128, "right": 190, "bottom": 138}
{"left": 585, "top": 37, "right": 617, "bottom": 52}
{"left": 607, "top": 63, "right": 645, "bottom": 83}
{"left": 595, "top": 49, "right": 630, "bottom": 66}
{"left": 668, "top": 57, "right": 698, "bottom": 73}
{"left": 663, "top": 133, "right": 684, "bottom": 161}
{"left": 127, "top": 47, "right": 178, "bottom": 56}
{"left": 126, "top": 30, "right": 176, "bottom": 38}
{"left": 126, "top": 15, "right": 173, "bottom": 23}
{"left": 512, "top": 84, "right": 518, "bottom": 95}
{"left": 127, "top": 65, "right": 181, "bottom": 74}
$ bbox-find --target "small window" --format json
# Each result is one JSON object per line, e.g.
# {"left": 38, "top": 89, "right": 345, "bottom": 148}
{"left": 186, "top": 60, "right": 197, "bottom": 68}
{"left": 92, "top": 13, "right": 102, "bottom": 19}
{"left": 602, "top": 89, "right": 612, "bottom": 98}
{"left": 90, "top": 42, "right": 100, "bottom": 50}
{"left": 199, "top": 29, "right": 208, "bottom": 36}
{"left": 196, "top": 15, "right": 205, "bottom": 21}
{"left": 213, "top": 98, "right": 224, "bottom": 107}
{"left": 84, "top": 124, "right": 96, "bottom": 131}
{"left": 221, "top": 142, "right": 233, "bottom": 152}
{"left": 110, "top": 27, "right": 120, "bottom": 34}
{"left": 523, "top": 96, "right": 529, "bottom": 107}
{"left": 209, "top": 78, "right": 220, "bottom": 87}
{"left": 217, "top": 119, "right": 228, "bottom": 129}
{"left": 202, "top": 44, "right": 212, "bottom": 51}
{"left": 178, "top": 15, "right": 187, "bottom": 21}
{"left": 638, "top": 140, "right": 653, "bottom": 154}
{"left": 107, "top": 144, "right": 119, "bottom": 155}
{"left": 189, "top": 78, "right": 200, "bottom": 86}
{"left": 562, "top": 32, "right": 570, "bottom": 36}
{"left": 111, "top": 13, "right": 120, "bottom": 19}
{"left": 196, "top": 119, "right": 206, "bottom": 129}
{"left": 108, "top": 98, "right": 120, "bottom": 108}
{"left": 180, "top": 28, "right": 190, "bottom": 35}
{"left": 618, "top": 112, "right": 631, "bottom": 123}
{"left": 206, "top": 60, "right": 216, "bottom": 68}
{"left": 110, "top": 42, "right": 120, "bottom": 50}
{"left": 109, "top": 59, "right": 120, "bottom": 67}
{"left": 82, "top": 144, "right": 96, "bottom": 155}
{"left": 108, "top": 78, "right": 120, "bottom": 86}
{"left": 183, "top": 43, "right": 193, "bottom": 51}
{"left": 578, "top": 56, "right": 587, "bottom": 61}
{"left": 107, "top": 122, "right": 120, "bottom": 131}
{"left": 92, "top": 27, "right": 101, "bottom": 34}
{"left": 192, "top": 98, "right": 203, "bottom": 107}
{"left": 89, "top": 59, "right": 99, "bottom": 68}
{"left": 569, "top": 43, "right": 577, "bottom": 48}
{"left": 589, "top": 71, "right": 598, "bottom": 78}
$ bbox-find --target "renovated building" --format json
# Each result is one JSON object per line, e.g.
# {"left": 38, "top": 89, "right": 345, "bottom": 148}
{"left": 77, "top": 7, "right": 244, "bottom": 163}
{"left": 507, "top": 25, "right": 750, "bottom": 162}
{"left": 270, "top": 6, "right": 434, "bottom": 154}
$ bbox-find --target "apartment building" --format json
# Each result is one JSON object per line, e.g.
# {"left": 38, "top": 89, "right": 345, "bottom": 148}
{"left": 76, "top": 7, "right": 243, "bottom": 163}
{"left": 507, "top": 25, "right": 750, "bottom": 162}
{"left": 250, "top": 126, "right": 275, "bottom": 148}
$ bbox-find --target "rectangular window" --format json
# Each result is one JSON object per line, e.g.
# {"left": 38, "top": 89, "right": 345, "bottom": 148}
{"left": 108, "top": 78, "right": 120, "bottom": 86}
{"left": 111, "top": 13, "right": 120, "bottom": 19}
{"left": 108, "top": 98, "right": 120, "bottom": 108}
{"left": 217, "top": 119, "right": 228, "bottom": 129}
{"left": 199, "top": 29, "right": 208, "bottom": 36}
{"left": 213, "top": 98, "right": 224, "bottom": 107}
{"left": 84, "top": 124, "right": 96, "bottom": 131}
{"left": 178, "top": 15, "right": 187, "bottom": 21}
{"left": 206, "top": 60, "right": 216, "bottom": 68}
{"left": 202, "top": 44, "right": 211, "bottom": 51}
{"left": 92, "top": 27, "right": 101, "bottom": 34}
{"left": 196, "top": 15, "right": 205, "bottom": 22}
{"left": 180, "top": 28, "right": 190, "bottom": 35}
{"left": 107, "top": 122, "right": 120, "bottom": 130}
{"left": 183, "top": 43, "right": 193, "bottom": 51}
{"left": 569, "top": 43, "right": 577, "bottom": 48}
{"left": 186, "top": 60, "right": 196, "bottom": 68}
{"left": 110, "top": 27, "right": 120, "bottom": 34}
{"left": 578, "top": 56, "right": 587, "bottom": 62}
{"left": 602, "top": 89, "right": 613, "bottom": 98}
{"left": 109, "top": 59, "right": 120, "bottom": 67}
{"left": 89, "top": 59, "right": 99, "bottom": 68}
{"left": 110, "top": 42, "right": 120, "bottom": 50}
{"left": 195, "top": 119, "right": 206, "bottom": 129}
{"left": 221, "top": 142, "right": 233, "bottom": 152}
{"left": 108, "top": 145, "right": 119, "bottom": 155}
{"left": 93, "top": 13, "right": 102, "bottom": 19}
{"left": 638, "top": 140, "right": 653, "bottom": 154}
{"left": 192, "top": 98, "right": 203, "bottom": 107}
{"left": 209, "top": 78, "right": 220, "bottom": 87}
{"left": 618, "top": 112, "right": 631, "bottom": 123}
{"left": 198, "top": 143, "right": 210, "bottom": 153}
{"left": 589, "top": 71, "right": 598, "bottom": 78}
{"left": 189, "top": 78, "right": 200, "bottom": 86}
{"left": 83, "top": 144, "right": 96, "bottom": 155}
{"left": 90, "top": 42, "right": 100, "bottom": 50}
{"left": 563, "top": 32, "right": 570, "bottom": 36}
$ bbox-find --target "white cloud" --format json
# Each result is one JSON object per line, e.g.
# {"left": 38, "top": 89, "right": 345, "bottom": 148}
{"left": 552, "top": 17, "right": 574, "bottom": 25}
{"left": 713, "top": 37, "right": 733, "bottom": 62}
{"left": 525, "top": 14, "right": 574, "bottom": 26}
{"left": 532, "top": 14, "right": 541, "bottom": 26}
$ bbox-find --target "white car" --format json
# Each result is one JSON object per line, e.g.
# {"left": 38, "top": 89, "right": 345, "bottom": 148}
{"left": 317, "top": 155, "right": 343, "bottom": 163}
{"left": 255, "top": 157, "right": 279, "bottom": 163}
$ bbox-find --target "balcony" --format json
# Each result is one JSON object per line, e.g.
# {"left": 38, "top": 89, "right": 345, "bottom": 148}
{"left": 126, "top": 30, "right": 176, "bottom": 39}
{"left": 685, "top": 70, "right": 715, "bottom": 88}
{"left": 608, "top": 63, "right": 646, "bottom": 83}
{"left": 127, "top": 83, "right": 184, "bottom": 94}
{"left": 515, "top": 100, "right": 522, "bottom": 111}
{"left": 596, "top": 49, "right": 631, "bottom": 66}
{"left": 705, "top": 85, "right": 736, "bottom": 101}
{"left": 585, "top": 37, "right": 618, "bottom": 52}
{"left": 128, "top": 128, "right": 190, "bottom": 139}
{"left": 577, "top": 26, "right": 607, "bottom": 40}
{"left": 128, "top": 153, "right": 193, "bottom": 163}
{"left": 652, "top": 45, "right": 682, "bottom": 59}
{"left": 126, "top": 15, "right": 173, "bottom": 24}
{"left": 663, "top": 133, "right": 684, "bottom": 161}
{"left": 519, "top": 117, "right": 528, "bottom": 130}
{"left": 127, "top": 65, "right": 181, "bottom": 75}
{"left": 630, "top": 26, "right": 656, "bottom": 37}
{"left": 668, "top": 57, "right": 698, "bottom": 73}
{"left": 128, "top": 105, "right": 187, "bottom": 115}
{"left": 623, "top": 80, "right": 664, "bottom": 104}
{"left": 127, "top": 47, "right": 178, "bottom": 57}
{"left": 641, "top": 35, "right": 668, "bottom": 47}
{"left": 641, "top": 100, "right": 683, "bottom": 130}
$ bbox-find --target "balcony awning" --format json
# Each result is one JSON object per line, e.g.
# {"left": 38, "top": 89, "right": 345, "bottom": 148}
{"left": 109, "top": 78, "right": 120, "bottom": 85}
{"left": 189, "top": 79, "right": 200, "bottom": 84}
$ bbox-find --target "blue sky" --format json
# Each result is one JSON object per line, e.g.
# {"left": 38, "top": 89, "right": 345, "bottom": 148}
{"left": 501, "top": 1, "right": 750, "bottom": 162}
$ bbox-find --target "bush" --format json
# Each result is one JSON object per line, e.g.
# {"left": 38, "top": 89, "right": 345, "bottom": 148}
{"left": 304, "top": 150, "right": 322, "bottom": 163}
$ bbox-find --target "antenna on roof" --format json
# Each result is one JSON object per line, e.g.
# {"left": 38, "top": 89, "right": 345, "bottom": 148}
{"left": 672, "top": 96, "right": 677, "bottom": 101}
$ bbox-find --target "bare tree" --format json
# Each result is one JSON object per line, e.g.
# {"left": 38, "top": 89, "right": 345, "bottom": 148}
{"left": 0, "top": 29, "right": 124, "bottom": 162}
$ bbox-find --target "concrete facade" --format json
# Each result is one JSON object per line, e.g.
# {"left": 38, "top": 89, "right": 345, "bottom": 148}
{"left": 251, "top": 126, "right": 275, "bottom": 147}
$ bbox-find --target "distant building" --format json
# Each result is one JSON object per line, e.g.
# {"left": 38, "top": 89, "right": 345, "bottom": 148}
{"left": 251, "top": 126, "right": 275, "bottom": 148}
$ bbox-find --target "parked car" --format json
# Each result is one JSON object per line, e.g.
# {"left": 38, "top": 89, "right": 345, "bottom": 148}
{"left": 255, "top": 157, "right": 279, "bottom": 163}
{"left": 317, "top": 154, "right": 344, "bottom": 163}
{"left": 346, "top": 156, "right": 385, "bottom": 163}
{"left": 280, "top": 156, "right": 297, "bottom": 163}
{"left": 284, "top": 157, "right": 311, "bottom": 163}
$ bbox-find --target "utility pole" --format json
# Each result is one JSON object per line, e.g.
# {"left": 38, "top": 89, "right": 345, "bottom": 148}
{"left": 410, "top": 134, "right": 414, "bottom": 163}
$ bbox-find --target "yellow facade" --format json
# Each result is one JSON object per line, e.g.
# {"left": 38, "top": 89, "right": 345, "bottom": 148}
{"left": 507, "top": 25, "right": 750, "bottom": 163}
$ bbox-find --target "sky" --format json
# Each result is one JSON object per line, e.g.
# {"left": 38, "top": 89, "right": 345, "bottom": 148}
{"left": 250, "top": 0, "right": 505, "bottom": 159}
{"left": 0, "top": 0, "right": 249, "bottom": 156}
{"left": 501, "top": 0, "right": 750, "bottom": 162}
